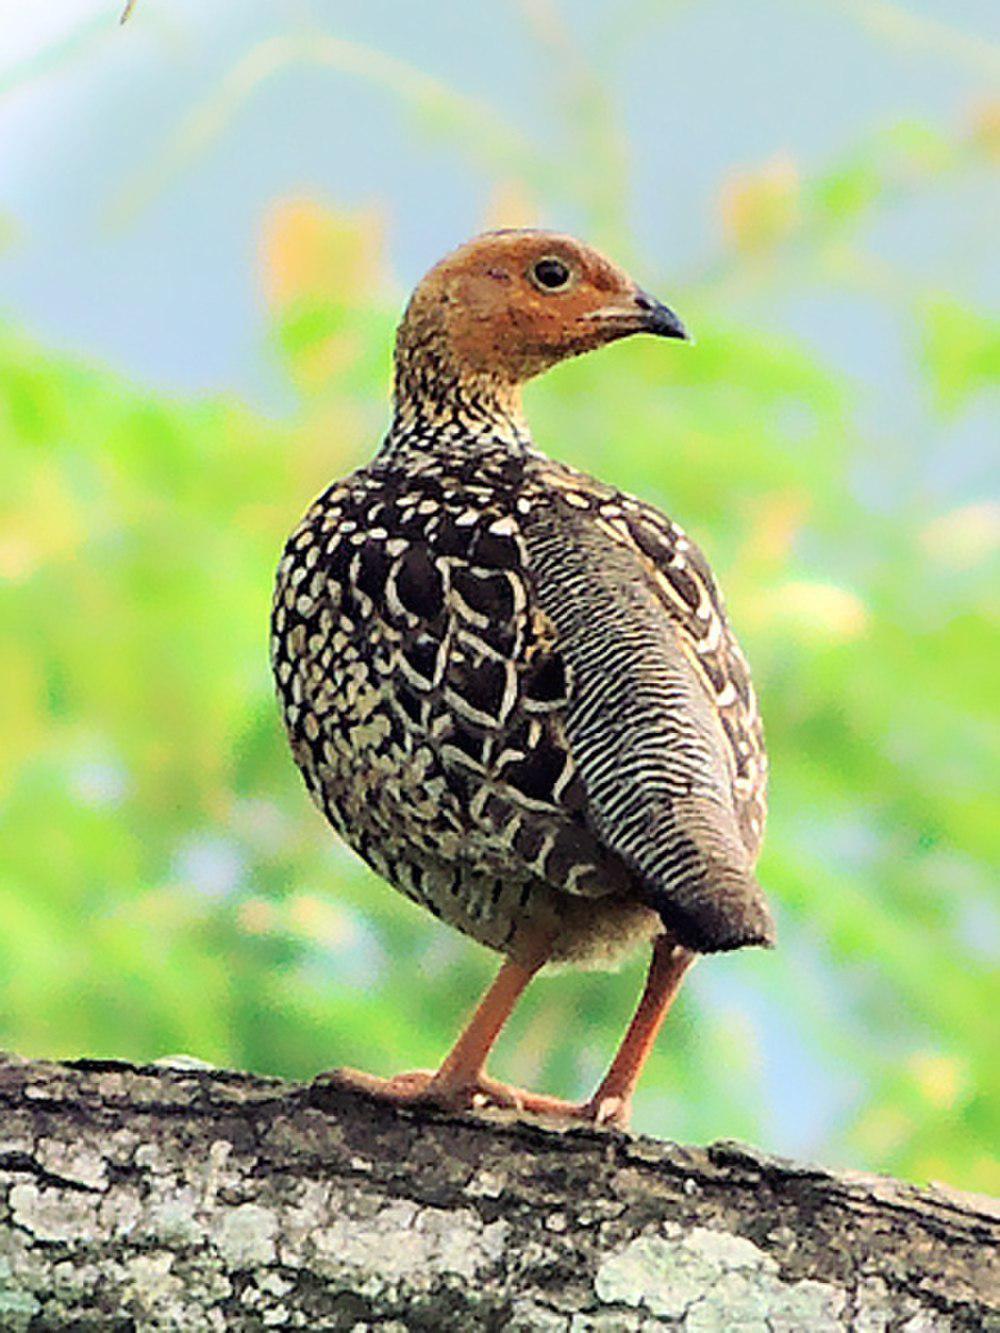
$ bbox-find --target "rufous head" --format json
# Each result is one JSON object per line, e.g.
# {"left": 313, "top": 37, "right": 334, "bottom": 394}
{"left": 394, "top": 230, "right": 688, "bottom": 406}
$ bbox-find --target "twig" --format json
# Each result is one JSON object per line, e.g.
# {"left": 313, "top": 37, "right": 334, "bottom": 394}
{"left": 106, "top": 31, "right": 545, "bottom": 229}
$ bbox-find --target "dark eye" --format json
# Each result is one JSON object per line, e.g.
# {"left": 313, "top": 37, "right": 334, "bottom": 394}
{"left": 531, "top": 257, "right": 571, "bottom": 291}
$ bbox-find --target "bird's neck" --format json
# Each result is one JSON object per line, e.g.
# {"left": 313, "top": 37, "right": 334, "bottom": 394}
{"left": 383, "top": 316, "right": 533, "bottom": 460}
{"left": 388, "top": 365, "right": 530, "bottom": 453}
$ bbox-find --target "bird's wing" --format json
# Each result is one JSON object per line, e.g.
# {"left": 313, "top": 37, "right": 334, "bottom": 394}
{"left": 514, "top": 462, "right": 773, "bottom": 952}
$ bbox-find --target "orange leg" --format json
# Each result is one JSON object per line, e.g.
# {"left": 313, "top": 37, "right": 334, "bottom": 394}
{"left": 325, "top": 950, "right": 566, "bottom": 1113}
{"left": 428, "top": 954, "right": 539, "bottom": 1101}
{"left": 325, "top": 934, "right": 696, "bottom": 1127}
{"left": 580, "top": 936, "right": 696, "bottom": 1128}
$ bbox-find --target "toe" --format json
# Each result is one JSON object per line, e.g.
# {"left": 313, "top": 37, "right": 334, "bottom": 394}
{"left": 318, "top": 1067, "right": 435, "bottom": 1103}
{"left": 582, "top": 1094, "right": 632, "bottom": 1129}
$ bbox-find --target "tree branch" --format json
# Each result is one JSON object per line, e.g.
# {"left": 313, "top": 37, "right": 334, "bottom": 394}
{"left": 0, "top": 1052, "right": 995, "bottom": 1329}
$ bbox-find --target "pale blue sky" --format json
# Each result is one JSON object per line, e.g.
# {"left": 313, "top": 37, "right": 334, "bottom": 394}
{"left": 0, "top": 0, "right": 996, "bottom": 438}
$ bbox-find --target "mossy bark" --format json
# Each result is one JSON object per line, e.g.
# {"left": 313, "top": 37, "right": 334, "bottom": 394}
{"left": 0, "top": 1052, "right": 995, "bottom": 1330}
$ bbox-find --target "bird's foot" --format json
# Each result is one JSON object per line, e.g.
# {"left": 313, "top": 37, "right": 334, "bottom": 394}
{"left": 316, "top": 1065, "right": 585, "bottom": 1119}
{"left": 316, "top": 1066, "right": 631, "bottom": 1128}
{"left": 473, "top": 1075, "right": 581, "bottom": 1119}
{"left": 470, "top": 1080, "right": 634, "bottom": 1129}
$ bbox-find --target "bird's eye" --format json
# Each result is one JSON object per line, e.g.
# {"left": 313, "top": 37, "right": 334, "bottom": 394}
{"left": 531, "top": 257, "right": 572, "bottom": 291}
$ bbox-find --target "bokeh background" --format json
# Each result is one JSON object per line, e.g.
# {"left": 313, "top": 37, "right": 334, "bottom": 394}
{"left": 1, "top": 0, "right": 997, "bottom": 1192}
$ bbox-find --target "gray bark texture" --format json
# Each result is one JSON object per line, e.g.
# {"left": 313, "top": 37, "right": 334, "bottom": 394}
{"left": 0, "top": 1052, "right": 996, "bottom": 1331}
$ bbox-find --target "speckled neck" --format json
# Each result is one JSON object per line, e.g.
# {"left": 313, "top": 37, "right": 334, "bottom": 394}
{"left": 384, "top": 295, "right": 532, "bottom": 459}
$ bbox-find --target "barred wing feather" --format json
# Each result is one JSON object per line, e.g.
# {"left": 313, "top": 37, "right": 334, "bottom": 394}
{"left": 522, "top": 482, "right": 774, "bottom": 953}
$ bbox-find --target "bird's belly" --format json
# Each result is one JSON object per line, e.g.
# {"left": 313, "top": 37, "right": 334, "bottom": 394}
{"left": 275, "top": 608, "right": 528, "bottom": 947}
{"left": 275, "top": 614, "right": 657, "bottom": 967}
{"left": 284, "top": 629, "right": 462, "bottom": 858}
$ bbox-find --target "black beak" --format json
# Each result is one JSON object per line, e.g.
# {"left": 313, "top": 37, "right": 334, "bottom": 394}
{"left": 634, "top": 290, "right": 690, "bottom": 341}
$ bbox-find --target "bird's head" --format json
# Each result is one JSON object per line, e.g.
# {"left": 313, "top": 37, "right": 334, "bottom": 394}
{"left": 393, "top": 230, "right": 688, "bottom": 415}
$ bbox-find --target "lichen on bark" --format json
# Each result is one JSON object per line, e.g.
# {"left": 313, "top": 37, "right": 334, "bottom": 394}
{"left": 0, "top": 1053, "right": 996, "bottom": 1329}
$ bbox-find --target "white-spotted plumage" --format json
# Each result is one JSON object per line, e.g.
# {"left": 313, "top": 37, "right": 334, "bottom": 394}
{"left": 273, "top": 419, "right": 772, "bottom": 966}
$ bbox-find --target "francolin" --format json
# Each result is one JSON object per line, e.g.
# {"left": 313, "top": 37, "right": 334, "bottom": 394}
{"left": 272, "top": 230, "right": 774, "bottom": 1128}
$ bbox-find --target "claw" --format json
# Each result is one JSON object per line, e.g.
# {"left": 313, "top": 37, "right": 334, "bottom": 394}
{"left": 587, "top": 1094, "right": 631, "bottom": 1129}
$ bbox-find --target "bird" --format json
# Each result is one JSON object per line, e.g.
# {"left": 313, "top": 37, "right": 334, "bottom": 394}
{"left": 271, "top": 229, "right": 774, "bottom": 1129}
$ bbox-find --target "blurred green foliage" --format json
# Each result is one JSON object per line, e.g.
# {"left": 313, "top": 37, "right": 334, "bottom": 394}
{"left": 1, "top": 17, "right": 998, "bottom": 1194}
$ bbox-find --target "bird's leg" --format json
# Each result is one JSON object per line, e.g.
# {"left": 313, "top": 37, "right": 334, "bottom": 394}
{"left": 577, "top": 936, "right": 696, "bottom": 1129}
{"left": 482, "top": 937, "right": 698, "bottom": 1124}
{"left": 423, "top": 955, "right": 541, "bottom": 1105}
{"left": 323, "top": 936, "right": 696, "bottom": 1125}
{"left": 324, "top": 950, "right": 550, "bottom": 1112}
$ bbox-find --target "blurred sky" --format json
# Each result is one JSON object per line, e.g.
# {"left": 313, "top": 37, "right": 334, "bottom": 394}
{"left": 0, "top": 0, "right": 997, "bottom": 446}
